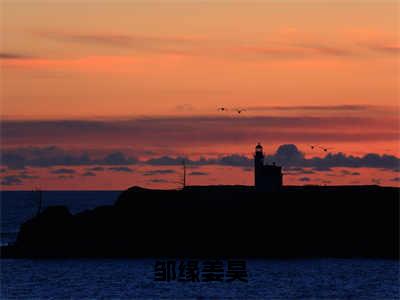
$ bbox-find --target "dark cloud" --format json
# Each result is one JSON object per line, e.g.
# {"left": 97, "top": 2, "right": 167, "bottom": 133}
{"left": 58, "top": 175, "right": 74, "bottom": 179}
{"left": 36, "top": 31, "right": 195, "bottom": 54}
{"left": 17, "top": 171, "right": 39, "bottom": 179}
{"left": 0, "top": 146, "right": 88, "bottom": 169}
{"left": 51, "top": 168, "right": 76, "bottom": 174}
{"left": 272, "top": 145, "right": 399, "bottom": 171}
{"left": 108, "top": 167, "right": 134, "bottom": 173}
{"left": 148, "top": 179, "right": 169, "bottom": 183}
{"left": 0, "top": 146, "right": 137, "bottom": 169}
{"left": 0, "top": 168, "right": 7, "bottom": 173}
{"left": 299, "top": 177, "right": 311, "bottom": 182}
{"left": 390, "top": 177, "right": 400, "bottom": 182}
{"left": 1, "top": 152, "right": 27, "bottom": 169}
{"left": 0, "top": 170, "right": 39, "bottom": 186}
{"left": 146, "top": 156, "right": 187, "bottom": 166}
{"left": 246, "top": 105, "right": 372, "bottom": 112}
{"left": 86, "top": 166, "right": 105, "bottom": 172}
{"left": 151, "top": 156, "right": 237, "bottom": 168}
{"left": 284, "top": 167, "right": 303, "bottom": 171}
{"left": 217, "top": 155, "right": 252, "bottom": 167}
{"left": 103, "top": 152, "right": 137, "bottom": 165}
{"left": 300, "top": 170, "right": 315, "bottom": 174}
{"left": 284, "top": 167, "right": 315, "bottom": 175}
{"left": 312, "top": 166, "right": 333, "bottom": 172}
{"left": 39, "top": 32, "right": 135, "bottom": 47}
{"left": 340, "top": 170, "right": 352, "bottom": 175}
{"left": 1, "top": 144, "right": 399, "bottom": 172}
{"left": 189, "top": 171, "right": 209, "bottom": 176}
{"left": 1, "top": 176, "right": 23, "bottom": 186}
{"left": 143, "top": 169, "right": 175, "bottom": 176}
{"left": 82, "top": 171, "right": 96, "bottom": 177}
{"left": 298, "top": 44, "right": 351, "bottom": 56}
{"left": 241, "top": 43, "right": 351, "bottom": 58}
{"left": 272, "top": 144, "right": 304, "bottom": 165}
{"left": 146, "top": 144, "right": 400, "bottom": 171}
{"left": 340, "top": 170, "right": 360, "bottom": 176}
{"left": 366, "top": 44, "right": 400, "bottom": 54}
{"left": 0, "top": 52, "right": 32, "bottom": 60}
{"left": 3, "top": 115, "right": 397, "bottom": 150}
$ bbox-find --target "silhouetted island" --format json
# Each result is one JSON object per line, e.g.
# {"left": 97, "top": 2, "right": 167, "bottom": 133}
{"left": 1, "top": 184, "right": 399, "bottom": 259}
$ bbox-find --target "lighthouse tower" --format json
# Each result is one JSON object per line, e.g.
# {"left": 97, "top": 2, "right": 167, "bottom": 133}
{"left": 254, "top": 143, "right": 283, "bottom": 191}
{"left": 254, "top": 143, "right": 265, "bottom": 187}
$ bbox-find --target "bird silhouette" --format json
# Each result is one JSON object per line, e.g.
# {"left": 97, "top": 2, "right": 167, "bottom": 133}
{"left": 236, "top": 109, "right": 246, "bottom": 114}
{"left": 218, "top": 107, "right": 228, "bottom": 112}
{"left": 318, "top": 146, "right": 334, "bottom": 152}
{"left": 310, "top": 144, "right": 319, "bottom": 150}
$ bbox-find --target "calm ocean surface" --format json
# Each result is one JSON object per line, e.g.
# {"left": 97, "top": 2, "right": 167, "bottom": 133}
{"left": 1, "top": 191, "right": 399, "bottom": 299}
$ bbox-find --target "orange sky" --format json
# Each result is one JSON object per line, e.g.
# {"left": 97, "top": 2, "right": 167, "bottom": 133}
{"left": 2, "top": 1, "right": 399, "bottom": 117}
{"left": 1, "top": 1, "right": 399, "bottom": 189}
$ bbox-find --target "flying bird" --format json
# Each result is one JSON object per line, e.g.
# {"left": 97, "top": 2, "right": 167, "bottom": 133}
{"left": 236, "top": 109, "right": 246, "bottom": 114}
{"left": 318, "top": 146, "right": 334, "bottom": 152}
{"left": 218, "top": 107, "right": 228, "bottom": 112}
{"left": 310, "top": 144, "right": 319, "bottom": 150}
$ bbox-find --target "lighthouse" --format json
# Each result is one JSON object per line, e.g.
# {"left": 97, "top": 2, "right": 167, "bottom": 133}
{"left": 254, "top": 143, "right": 283, "bottom": 191}
{"left": 254, "top": 143, "right": 265, "bottom": 187}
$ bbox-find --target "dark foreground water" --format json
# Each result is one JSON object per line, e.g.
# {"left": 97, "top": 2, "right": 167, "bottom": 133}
{"left": 2, "top": 259, "right": 399, "bottom": 299}
{"left": 1, "top": 191, "right": 399, "bottom": 299}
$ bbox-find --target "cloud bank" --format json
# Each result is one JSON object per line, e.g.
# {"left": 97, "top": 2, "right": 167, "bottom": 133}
{"left": 1, "top": 146, "right": 137, "bottom": 169}
{"left": 2, "top": 113, "right": 398, "bottom": 149}
{"left": 145, "top": 144, "right": 399, "bottom": 171}
{"left": 1, "top": 144, "right": 398, "bottom": 171}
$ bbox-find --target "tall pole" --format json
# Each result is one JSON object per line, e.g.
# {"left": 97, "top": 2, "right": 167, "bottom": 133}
{"left": 182, "top": 159, "right": 186, "bottom": 189}
{"left": 35, "top": 188, "right": 42, "bottom": 216}
{"left": 38, "top": 189, "right": 42, "bottom": 216}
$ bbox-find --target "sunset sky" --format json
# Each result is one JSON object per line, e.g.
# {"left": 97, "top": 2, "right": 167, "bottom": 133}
{"left": 1, "top": 0, "right": 399, "bottom": 189}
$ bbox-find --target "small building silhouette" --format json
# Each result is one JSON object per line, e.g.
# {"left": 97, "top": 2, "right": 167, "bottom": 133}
{"left": 254, "top": 143, "right": 283, "bottom": 191}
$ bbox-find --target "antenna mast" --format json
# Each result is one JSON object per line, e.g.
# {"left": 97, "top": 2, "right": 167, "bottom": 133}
{"left": 182, "top": 159, "right": 186, "bottom": 189}
{"left": 35, "top": 187, "right": 42, "bottom": 216}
